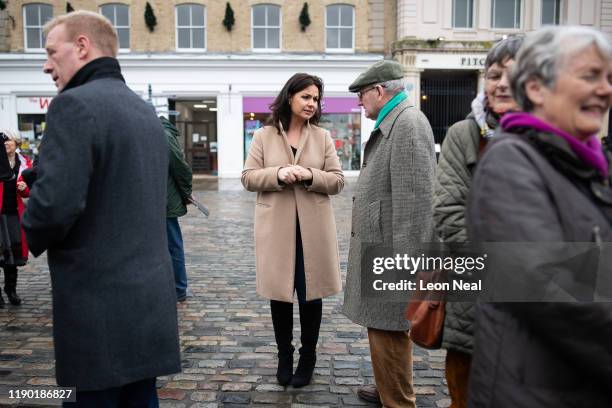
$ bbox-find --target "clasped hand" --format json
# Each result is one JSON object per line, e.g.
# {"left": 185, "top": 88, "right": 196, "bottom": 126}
{"left": 278, "top": 165, "right": 313, "bottom": 184}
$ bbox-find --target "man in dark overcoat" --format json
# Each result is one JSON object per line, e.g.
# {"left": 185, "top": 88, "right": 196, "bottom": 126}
{"left": 22, "top": 10, "right": 181, "bottom": 405}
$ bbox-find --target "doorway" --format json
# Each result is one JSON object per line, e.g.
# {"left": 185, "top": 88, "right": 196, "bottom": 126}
{"left": 420, "top": 70, "right": 478, "bottom": 145}
{"left": 170, "top": 99, "right": 218, "bottom": 174}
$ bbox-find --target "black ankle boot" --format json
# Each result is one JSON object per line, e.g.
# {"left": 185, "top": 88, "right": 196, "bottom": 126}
{"left": 4, "top": 266, "right": 21, "bottom": 306}
{"left": 291, "top": 353, "right": 316, "bottom": 388}
{"left": 270, "top": 300, "right": 294, "bottom": 386}
{"left": 276, "top": 347, "right": 294, "bottom": 386}
{"left": 5, "top": 289, "right": 21, "bottom": 306}
{"left": 291, "top": 301, "right": 322, "bottom": 388}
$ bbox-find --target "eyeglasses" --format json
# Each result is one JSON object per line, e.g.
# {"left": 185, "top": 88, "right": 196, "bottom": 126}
{"left": 357, "top": 85, "right": 378, "bottom": 100}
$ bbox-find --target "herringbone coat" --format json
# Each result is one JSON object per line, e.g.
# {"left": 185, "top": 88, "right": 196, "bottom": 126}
{"left": 343, "top": 98, "right": 436, "bottom": 331}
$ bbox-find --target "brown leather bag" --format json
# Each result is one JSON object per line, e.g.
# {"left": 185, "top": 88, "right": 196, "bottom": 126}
{"left": 405, "top": 271, "right": 446, "bottom": 349}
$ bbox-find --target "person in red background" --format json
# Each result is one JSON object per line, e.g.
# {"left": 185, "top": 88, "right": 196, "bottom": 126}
{"left": 0, "top": 128, "right": 32, "bottom": 307}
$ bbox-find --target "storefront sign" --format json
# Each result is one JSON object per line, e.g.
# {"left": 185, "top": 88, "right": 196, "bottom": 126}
{"left": 17, "top": 97, "right": 54, "bottom": 114}
{"left": 416, "top": 53, "right": 488, "bottom": 70}
{"left": 460, "top": 57, "right": 486, "bottom": 67}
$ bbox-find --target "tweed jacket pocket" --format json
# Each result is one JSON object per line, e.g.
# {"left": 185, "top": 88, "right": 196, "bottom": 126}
{"left": 367, "top": 200, "right": 383, "bottom": 243}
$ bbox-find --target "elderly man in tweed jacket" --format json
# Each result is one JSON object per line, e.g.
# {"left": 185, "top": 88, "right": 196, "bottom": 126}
{"left": 343, "top": 60, "right": 436, "bottom": 408}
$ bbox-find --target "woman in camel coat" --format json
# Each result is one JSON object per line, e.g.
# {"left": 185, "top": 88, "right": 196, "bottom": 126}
{"left": 242, "top": 73, "right": 344, "bottom": 388}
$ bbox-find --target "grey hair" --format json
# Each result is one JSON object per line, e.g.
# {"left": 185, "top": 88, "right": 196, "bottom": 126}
{"left": 380, "top": 78, "right": 408, "bottom": 96}
{"left": 485, "top": 36, "right": 524, "bottom": 71}
{"left": 510, "top": 26, "right": 612, "bottom": 112}
{"left": 0, "top": 128, "right": 21, "bottom": 146}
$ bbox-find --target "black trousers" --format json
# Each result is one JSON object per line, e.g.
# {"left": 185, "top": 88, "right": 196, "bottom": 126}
{"left": 62, "top": 378, "right": 157, "bottom": 408}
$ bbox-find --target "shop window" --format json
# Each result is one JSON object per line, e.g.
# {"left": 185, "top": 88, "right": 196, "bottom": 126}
{"left": 326, "top": 4, "right": 354, "bottom": 51}
{"left": 319, "top": 113, "right": 361, "bottom": 170}
{"left": 491, "top": 0, "right": 521, "bottom": 29}
{"left": 541, "top": 0, "right": 561, "bottom": 25}
{"left": 452, "top": 0, "right": 474, "bottom": 29}
{"left": 100, "top": 3, "right": 130, "bottom": 50}
{"left": 176, "top": 4, "right": 206, "bottom": 50}
{"left": 23, "top": 3, "right": 53, "bottom": 50}
{"left": 243, "top": 111, "right": 361, "bottom": 171}
{"left": 244, "top": 114, "right": 264, "bottom": 161}
{"left": 18, "top": 114, "right": 46, "bottom": 159}
{"left": 252, "top": 4, "right": 281, "bottom": 51}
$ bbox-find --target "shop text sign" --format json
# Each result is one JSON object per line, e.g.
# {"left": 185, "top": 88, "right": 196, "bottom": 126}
{"left": 17, "top": 97, "right": 54, "bottom": 114}
{"left": 416, "top": 53, "right": 487, "bottom": 70}
{"left": 460, "top": 57, "right": 485, "bottom": 67}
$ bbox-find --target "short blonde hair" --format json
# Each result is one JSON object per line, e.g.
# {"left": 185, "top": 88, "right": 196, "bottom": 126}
{"left": 0, "top": 128, "right": 22, "bottom": 147}
{"left": 43, "top": 10, "right": 118, "bottom": 57}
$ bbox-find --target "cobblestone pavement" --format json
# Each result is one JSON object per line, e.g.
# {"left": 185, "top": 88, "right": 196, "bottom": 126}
{"left": 0, "top": 178, "right": 449, "bottom": 407}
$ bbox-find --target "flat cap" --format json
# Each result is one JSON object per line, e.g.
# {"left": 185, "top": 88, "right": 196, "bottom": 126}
{"left": 348, "top": 60, "right": 405, "bottom": 93}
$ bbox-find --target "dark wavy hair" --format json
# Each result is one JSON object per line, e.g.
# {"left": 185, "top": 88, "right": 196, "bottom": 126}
{"left": 268, "top": 73, "right": 324, "bottom": 134}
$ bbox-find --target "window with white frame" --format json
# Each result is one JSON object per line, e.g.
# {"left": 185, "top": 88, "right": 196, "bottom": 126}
{"left": 541, "top": 0, "right": 560, "bottom": 25}
{"left": 252, "top": 4, "right": 281, "bottom": 50}
{"left": 23, "top": 3, "right": 53, "bottom": 50}
{"left": 453, "top": 0, "right": 474, "bottom": 28}
{"left": 176, "top": 4, "right": 206, "bottom": 50}
{"left": 326, "top": 4, "right": 354, "bottom": 51}
{"left": 100, "top": 3, "right": 130, "bottom": 49}
{"left": 491, "top": 0, "right": 521, "bottom": 29}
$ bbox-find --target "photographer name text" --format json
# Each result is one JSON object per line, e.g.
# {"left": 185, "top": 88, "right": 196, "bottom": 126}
{"left": 372, "top": 279, "right": 482, "bottom": 291}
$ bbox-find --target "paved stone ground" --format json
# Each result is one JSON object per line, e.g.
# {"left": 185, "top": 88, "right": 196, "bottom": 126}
{"left": 0, "top": 178, "right": 449, "bottom": 407}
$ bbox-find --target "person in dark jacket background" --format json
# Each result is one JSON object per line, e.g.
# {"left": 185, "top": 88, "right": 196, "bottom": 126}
{"left": 22, "top": 11, "right": 180, "bottom": 406}
{"left": 432, "top": 36, "right": 523, "bottom": 408}
{"left": 467, "top": 26, "right": 612, "bottom": 407}
{"left": 160, "top": 116, "right": 193, "bottom": 303}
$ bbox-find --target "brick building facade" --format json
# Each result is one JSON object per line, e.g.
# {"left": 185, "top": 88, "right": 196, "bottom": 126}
{"left": 0, "top": 0, "right": 396, "bottom": 176}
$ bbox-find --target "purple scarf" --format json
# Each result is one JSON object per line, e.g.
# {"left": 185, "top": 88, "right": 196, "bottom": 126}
{"left": 501, "top": 112, "right": 609, "bottom": 179}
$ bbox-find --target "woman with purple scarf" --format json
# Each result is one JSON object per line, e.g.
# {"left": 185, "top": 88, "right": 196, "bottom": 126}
{"left": 466, "top": 26, "right": 612, "bottom": 407}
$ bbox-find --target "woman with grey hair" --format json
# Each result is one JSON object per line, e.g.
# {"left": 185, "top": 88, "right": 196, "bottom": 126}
{"left": 433, "top": 35, "right": 522, "bottom": 408}
{"left": 0, "top": 128, "right": 32, "bottom": 308}
{"left": 467, "top": 26, "right": 612, "bottom": 406}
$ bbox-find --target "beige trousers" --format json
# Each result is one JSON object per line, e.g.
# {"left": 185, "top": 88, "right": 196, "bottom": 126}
{"left": 367, "top": 328, "right": 416, "bottom": 408}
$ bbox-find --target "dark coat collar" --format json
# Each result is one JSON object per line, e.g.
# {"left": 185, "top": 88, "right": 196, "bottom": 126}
{"left": 62, "top": 57, "right": 125, "bottom": 93}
